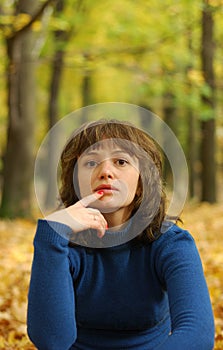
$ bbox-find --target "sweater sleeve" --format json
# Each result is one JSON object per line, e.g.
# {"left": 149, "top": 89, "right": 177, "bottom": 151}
{"left": 154, "top": 226, "right": 215, "bottom": 350}
{"left": 27, "top": 219, "right": 77, "bottom": 350}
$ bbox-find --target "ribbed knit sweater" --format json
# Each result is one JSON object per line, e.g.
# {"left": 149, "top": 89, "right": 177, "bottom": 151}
{"left": 27, "top": 219, "right": 215, "bottom": 350}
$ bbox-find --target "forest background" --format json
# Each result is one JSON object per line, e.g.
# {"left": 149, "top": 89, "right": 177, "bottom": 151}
{"left": 0, "top": 0, "right": 222, "bottom": 349}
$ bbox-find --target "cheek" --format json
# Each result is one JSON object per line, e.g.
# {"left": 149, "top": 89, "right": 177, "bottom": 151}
{"left": 127, "top": 173, "right": 140, "bottom": 196}
{"left": 78, "top": 169, "right": 94, "bottom": 196}
{"left": 132, "top": 182, "right": 140, "bottom": 198}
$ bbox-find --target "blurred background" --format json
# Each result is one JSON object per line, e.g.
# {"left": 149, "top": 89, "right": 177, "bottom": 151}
{"left": 0, "top": 0, "right": 222, "bottom": 349}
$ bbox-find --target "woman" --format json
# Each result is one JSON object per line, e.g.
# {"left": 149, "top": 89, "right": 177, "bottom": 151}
{"left": 27, "top": 119, "right": 215, "bottom": 349}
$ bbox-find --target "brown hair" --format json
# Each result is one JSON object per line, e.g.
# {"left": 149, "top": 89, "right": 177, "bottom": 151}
{"left": 59, "top": 119, "right": 166, "bottom": 243}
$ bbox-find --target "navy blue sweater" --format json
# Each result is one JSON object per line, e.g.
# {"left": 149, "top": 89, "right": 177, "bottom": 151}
{"left": 27, "top": 220, "right": 215, "bottom": 349}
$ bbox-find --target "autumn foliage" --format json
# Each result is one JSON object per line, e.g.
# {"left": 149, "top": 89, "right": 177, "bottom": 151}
{"left": 0, "top": 202, "right": 222, "bottom": 349}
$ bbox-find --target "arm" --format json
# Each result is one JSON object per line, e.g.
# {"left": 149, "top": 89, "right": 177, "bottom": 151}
{"left": 27, "top": 193, "right": 107, "bottom": 349}
{"left": 27, "top": 220, "right": 77, "bottom": 350}
{"left": 155, "top": 227, "right": 215, "bottom": 350}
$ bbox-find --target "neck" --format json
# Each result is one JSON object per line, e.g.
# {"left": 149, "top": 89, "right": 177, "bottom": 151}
{"left": 103, "top": 207, "right": 133, "bottom": 231}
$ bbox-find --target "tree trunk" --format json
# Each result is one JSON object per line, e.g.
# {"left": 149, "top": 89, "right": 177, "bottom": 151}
{"left": 187, "top": 109, "right": 197, "bottom": 198}
{"left": 45, "top": 0, "right": 66, "bottom": 210}
{"left": 80, "top": 69, "right": 93, "bottom": 123}
{"left": 186, "top": 28, "right": 198, "bottom": 199}
{"left": 0, "top": 1, "right": 38, "bottom": 217}
{"left": 162, "top": 91, "right": 177, "bottom": 185}
{"left": 200, "top": 119, "right": 216, "bottom": 202}
{"left": 200, "top": 0, "right": 216, "bottom": 203}
{"left": 44, "top": 0, "right": 85, "bottom": 209}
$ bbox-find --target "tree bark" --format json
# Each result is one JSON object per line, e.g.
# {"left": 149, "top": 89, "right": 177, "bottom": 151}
{"left": 0, "top": 0, "right": 50, "bottom": 217}
{"left": 186, "top": 28, "right": 198, "bottom": 199}
{"left": 0, "top": 10, "right": 36, "bottom": 217}
{"left": 81, "top": 64, "right": 93, "bottom": 123}
{"left": 44, "top": 0, "right": 85, "bottom": 209}
{"left": 45, "top": 0, "right": 66, "bottom": 210}
{"left": 162, "top": 91, "right": 177, "bottom": 185}
{"left": 187, "top": 108, "right": 197, "bottom": 198}
{"left": 200, "top": 0, "right": 216, "bottom": 203}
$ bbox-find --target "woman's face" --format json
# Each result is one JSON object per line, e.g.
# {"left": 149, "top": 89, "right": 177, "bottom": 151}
{"left": 77, "top": 139, "right": 140, "bottom": 216}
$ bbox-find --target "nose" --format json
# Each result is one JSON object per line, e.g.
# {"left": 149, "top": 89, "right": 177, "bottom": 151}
{"left": 98, "top": 160, "right": 114, "bottom": 179}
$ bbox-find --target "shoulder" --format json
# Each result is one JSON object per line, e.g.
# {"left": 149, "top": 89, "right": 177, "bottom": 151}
{"left": 152, "top": 223, "right": 200, "bottom": 266}
{"left": 150, "top": 223, "right": 205, "bottom": 290}
{"left": 154, "top": 222, "right": 195, "bottom": 248}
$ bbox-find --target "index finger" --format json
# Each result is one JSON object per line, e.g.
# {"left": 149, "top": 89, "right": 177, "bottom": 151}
{"left": 80, "top": 191, "right": 104, "bottom": 207}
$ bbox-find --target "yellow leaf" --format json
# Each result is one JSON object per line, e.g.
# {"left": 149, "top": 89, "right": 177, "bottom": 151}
{"left": 31, "top": 20, "right": 42, "bottom": 32}
{"left": 13, "top": 13, "right": 31, "bottom": 31}
{"left": 187, "top": 69, "right": 204, "bottom": 86}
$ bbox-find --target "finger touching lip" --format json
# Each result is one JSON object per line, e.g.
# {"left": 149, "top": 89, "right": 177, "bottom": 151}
{"left": 94, "top": 184, "right": 118, "bottom": 192}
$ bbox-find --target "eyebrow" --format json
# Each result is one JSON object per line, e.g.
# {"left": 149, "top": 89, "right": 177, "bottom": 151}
{"left": 81, "top": 149, "right": 132, "bottom": 157}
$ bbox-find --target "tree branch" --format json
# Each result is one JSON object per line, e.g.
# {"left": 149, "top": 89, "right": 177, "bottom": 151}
{"left": 4, "top": 0, "right": 58, "bottom": 39}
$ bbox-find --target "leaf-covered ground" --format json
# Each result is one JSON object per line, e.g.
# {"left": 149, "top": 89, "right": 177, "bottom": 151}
{"left": 0, "top": 202, "right": 222, "bottom": 349}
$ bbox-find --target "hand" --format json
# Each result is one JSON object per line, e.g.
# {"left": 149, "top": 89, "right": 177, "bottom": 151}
{"left": 45, "top": 192, "right": 108, "bottom": 238}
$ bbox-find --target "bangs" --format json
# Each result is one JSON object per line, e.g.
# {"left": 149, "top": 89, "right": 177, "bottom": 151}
{"left": 75, "top": 120, "right": 144, "bottom": 158}
{"left": 81, "top": 138, "right": 139, "bottom": 158}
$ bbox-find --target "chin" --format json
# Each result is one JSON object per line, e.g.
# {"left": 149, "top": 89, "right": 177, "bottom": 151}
{"left": 94, "top": 201, "right": 121, "bottom": 213}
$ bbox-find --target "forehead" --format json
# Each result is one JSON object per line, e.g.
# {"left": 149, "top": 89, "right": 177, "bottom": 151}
{"left": 81, "top": 138, "right": 134, "bottom": 156}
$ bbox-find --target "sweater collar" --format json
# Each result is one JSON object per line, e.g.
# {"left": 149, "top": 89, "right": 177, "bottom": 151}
{"left": 71, "top": 218, "right": 137, "bottom": 249}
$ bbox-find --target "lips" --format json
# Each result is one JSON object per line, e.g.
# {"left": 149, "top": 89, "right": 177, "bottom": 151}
{"left": 94, "top": 184, "right": 118, "bottom": 192}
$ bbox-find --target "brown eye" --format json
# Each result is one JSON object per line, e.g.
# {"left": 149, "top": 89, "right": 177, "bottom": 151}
{"left": 116, "top": 159, "right": 128, "bottom": 166}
